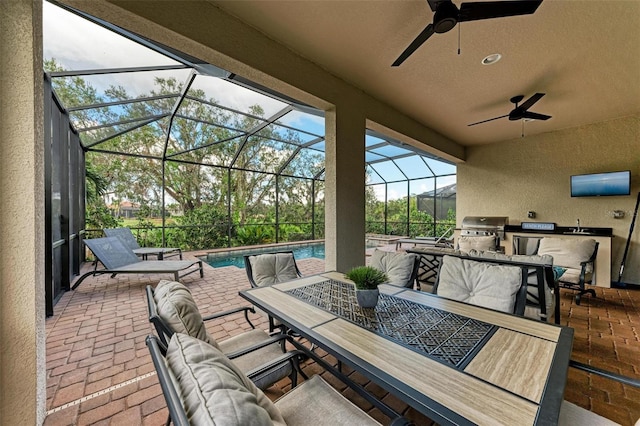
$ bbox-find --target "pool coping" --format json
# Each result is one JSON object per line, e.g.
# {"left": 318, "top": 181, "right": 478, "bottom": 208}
{"left": 194, "top": 239, "right": 325, "bottom": 260}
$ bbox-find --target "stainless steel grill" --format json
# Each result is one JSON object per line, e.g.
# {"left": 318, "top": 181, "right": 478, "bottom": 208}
{"left": 461, "top": 216, "right": 508, "bottom": 239}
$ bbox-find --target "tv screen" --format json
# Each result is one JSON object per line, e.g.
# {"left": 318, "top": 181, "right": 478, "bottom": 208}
{"left": 571, "top": 171, "right": 631, "bottom": 197}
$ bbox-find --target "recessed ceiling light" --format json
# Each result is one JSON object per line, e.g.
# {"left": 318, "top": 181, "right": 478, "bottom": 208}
{"left": 481, "top": 53, "right": 502, "bottom": 65}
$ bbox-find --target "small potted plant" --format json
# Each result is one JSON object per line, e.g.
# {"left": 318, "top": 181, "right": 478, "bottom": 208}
{"left": 345, "top": 266, "right": 388, "bottom": 308}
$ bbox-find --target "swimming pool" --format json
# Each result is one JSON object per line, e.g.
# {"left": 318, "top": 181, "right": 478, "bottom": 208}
{"left": 202, "top": 243, "right": 325, "bottom": 269}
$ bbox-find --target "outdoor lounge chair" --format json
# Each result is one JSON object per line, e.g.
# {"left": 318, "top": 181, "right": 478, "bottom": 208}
{"left": 72, "top": 237, "right": 203, "bottom": 290}
{"left": 103, "top": 227, "right": 182, "bottom": 260}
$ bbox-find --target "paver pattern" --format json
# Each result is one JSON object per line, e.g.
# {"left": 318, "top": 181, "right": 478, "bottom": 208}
{"left": 45, "top": 250, "right": 640, "bottom": 425}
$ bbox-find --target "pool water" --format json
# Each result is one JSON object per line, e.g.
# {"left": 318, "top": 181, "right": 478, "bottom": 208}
{"left": 203, "top": 243, "right": 325, "bottom": 269}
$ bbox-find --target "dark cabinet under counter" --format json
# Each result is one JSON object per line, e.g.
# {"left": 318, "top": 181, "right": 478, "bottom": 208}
{"left": 505, "top": 224, "right": 613, "bottom": 237}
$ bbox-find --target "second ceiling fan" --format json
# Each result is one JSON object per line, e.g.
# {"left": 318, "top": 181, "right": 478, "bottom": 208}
{"left": 468, "top": 92, "right": 551, "bottom": 127}
{"left": 392, "top": 0, "right": 543, "bottom": 67}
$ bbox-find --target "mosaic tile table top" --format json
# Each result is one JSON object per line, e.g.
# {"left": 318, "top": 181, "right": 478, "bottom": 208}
{"left": 286, "top": 279, "right": 496, "bottom": 367}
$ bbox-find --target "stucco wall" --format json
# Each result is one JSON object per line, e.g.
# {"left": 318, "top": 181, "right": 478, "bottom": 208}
{"left": 0, "top": 0, "right": 46, "bottom": 423}
{"left": 457, "top": 115, "right": 640, "bottom": 284}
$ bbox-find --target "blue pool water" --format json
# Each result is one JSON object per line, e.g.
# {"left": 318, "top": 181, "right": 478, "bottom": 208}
{"left": 203, "top": 243, "right": 325, "bottom": 269}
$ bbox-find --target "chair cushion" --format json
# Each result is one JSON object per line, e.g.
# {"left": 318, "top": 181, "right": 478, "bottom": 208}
{"left": 537, "top": 238, "right": 597, "bottom": 272}
{"left": 153, "top": 280, "right": 220, "bottom": 350}
{"left": 275, "top": 375, "right": 381, "bottom": 426}
{"left": 166, "top": 333, "right": 286, "bottom": 426}
{"left": 370, "top": 250, "right": 416, "bottom": 288}
{"left": 465, "top": 250, "right": 555, "bottom": 320}
{"left": 456, "top": 235, "right": 497, "bottom": 253}
{"left": 559, "top": 401, "right": 620, "bottom": 425}
{"left": 249, "top": 253, "right": 299, "bottom": 287}
{"left": 218, "top": 329, "right": 292, "bottom": 391}
{"left": 437, "top": 255, "right": 522, "bottom": 313}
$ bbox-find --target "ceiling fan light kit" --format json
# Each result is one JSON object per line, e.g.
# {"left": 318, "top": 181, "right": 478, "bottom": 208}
{"left": 392, "top": 0, "right": 543, "bottom": 67}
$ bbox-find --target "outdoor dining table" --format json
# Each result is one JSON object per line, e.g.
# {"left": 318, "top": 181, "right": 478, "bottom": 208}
{"left": 239, "top": 271, "right": 574, "bottom": 426}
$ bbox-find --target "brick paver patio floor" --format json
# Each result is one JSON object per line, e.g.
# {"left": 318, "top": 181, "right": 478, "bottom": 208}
{"left": 44, "top": 251, "right": 640, "bottom": 425}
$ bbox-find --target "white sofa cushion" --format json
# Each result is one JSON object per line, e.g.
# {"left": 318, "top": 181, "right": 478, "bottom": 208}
{"left": 437, "top": 255, "right": 523, "bottom": 313}
{"left": 248, "top": 253, "right": 299, "bottom": 287}
{"left": 166, "top": 333, "right": 286, "bottom": 426}
{"left": 370, "top": 249, "right": 417, "bottom": 288}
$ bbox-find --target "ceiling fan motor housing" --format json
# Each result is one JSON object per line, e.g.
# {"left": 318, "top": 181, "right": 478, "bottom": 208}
{"left": 509, "top": 109, "right": 524, "bottom": 121}
{"left": 434, "top": 2, "right": 459, "bottom": 33}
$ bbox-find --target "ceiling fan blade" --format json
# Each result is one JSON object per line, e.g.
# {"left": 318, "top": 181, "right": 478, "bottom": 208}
{"left": 426, "top": 0, "right": 449, "bottom": 13}
{"left": 518, "top": 92, "right": 545, "bottom": 111}
{"left": 459, "top": 0, "right": 542, "bottom": 22}
{"left": 468, "top": 114, "right": 509, "bottom": 126}
{"left": 522, "top": 111, "right": 551, "bottom": 121}
{"left": 392, "top": 24, "right": 435, "bottom": 67}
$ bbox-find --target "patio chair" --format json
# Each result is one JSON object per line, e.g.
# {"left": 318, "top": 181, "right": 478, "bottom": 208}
{"left": 466, "top": 249, "right": 559, "bottom": 323}
{"left": 433, "top": 255, "right": 528, "bottom": 315}
{"left": 146, "top": 280, "right": 305, "bottom": 390}
{"left": 369, "top": 249, "right": 420, "bottom": 289}
{"left": 244, "top": 251, "right": 302, "bottom": 333}
{"left": 103, "top": 227, "right": 182, "bottom": 260}
{"left": 72, "top": 237, "right": 203, "bottom": 290}
{"left": 537, "top": 238, "right": 599, "bottom": 305}
{"left": 146, "top": 332, "right": 409, "bottom": 426}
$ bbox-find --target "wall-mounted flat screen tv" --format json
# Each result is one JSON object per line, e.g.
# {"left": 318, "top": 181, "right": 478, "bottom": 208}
{"left": 571, "top": 170, "right": 631, "bottom": 197}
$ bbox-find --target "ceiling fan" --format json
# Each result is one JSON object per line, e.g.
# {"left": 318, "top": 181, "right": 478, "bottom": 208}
{"left": 392, "top": 0, "right": 543, "bottom": 67}
{"left": 467, "top": 93, "right": 551, "bottom": 127}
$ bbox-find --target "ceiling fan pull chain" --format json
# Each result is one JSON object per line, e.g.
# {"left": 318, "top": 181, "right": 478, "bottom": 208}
{"left": 457, "top": 24, "right": 461, "bottom": 55}
{"left": 521, "top": 120, "right": 525, "bottom": 138}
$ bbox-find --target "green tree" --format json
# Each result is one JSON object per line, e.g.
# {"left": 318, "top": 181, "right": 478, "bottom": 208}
{"left": 46, "top": 61, "right": 324, "bottom": 247}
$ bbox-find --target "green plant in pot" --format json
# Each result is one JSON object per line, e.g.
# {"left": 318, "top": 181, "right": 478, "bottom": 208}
{"left": 345, "top": 266, "right": 388, "bottom": 308}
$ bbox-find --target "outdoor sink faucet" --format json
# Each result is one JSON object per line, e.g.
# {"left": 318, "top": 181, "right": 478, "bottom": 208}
{"left": 576, "top": 218, "right": 581, "bottom": 232}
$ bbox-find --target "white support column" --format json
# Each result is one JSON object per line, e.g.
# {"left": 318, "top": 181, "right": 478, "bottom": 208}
{"left": 324, "top": 106, "right": 366, "bottom": 272}
{"left": 0, "top": 0, "right": 46, "bottom": 423}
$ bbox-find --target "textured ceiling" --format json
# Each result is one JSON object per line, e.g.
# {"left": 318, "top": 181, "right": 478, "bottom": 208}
{"left": 210, "top": 0, "right": 640, "bottom": 147}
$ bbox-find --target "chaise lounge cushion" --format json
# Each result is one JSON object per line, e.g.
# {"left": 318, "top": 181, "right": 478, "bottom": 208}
{"left": 166, "top": 333, "right": 286, "bottom": 426}
{"left": 437, "top": 255, "right": 523, "bottom": 313}
{"left": 370, "top": 249, "right": 417, "bottom": 288}
{"left": 248, "top": 253, "right": 300, "bottom": 287}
